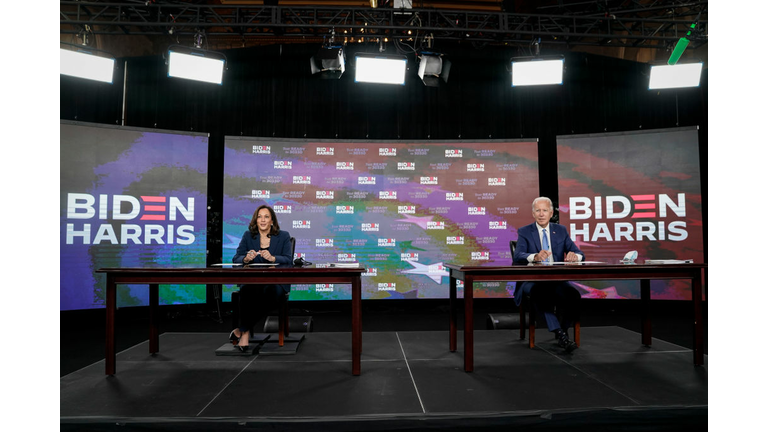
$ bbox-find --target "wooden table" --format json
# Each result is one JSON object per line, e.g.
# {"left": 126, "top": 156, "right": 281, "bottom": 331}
{"left": 445, "top": 262, "right": 707, "bottom": 372}
{"left": 96, "top": 266, "right": 365, "bottom": 375}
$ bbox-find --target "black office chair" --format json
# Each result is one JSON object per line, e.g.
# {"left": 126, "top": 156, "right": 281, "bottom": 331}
{"left": 231, "top": 236, "right": 296, "bottom": 347}
{"left": 510, "top": 240, "right": 580, "bottom": 348}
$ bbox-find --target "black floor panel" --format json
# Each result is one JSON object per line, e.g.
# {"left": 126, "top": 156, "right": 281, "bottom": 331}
{"left": 61, "top": 327, "right": 706, "bottom": 430}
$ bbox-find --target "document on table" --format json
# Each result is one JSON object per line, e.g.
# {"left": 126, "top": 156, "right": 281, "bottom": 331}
{"left": 330, "top": 262, "right": 360, "bottom": 268}
{"left": 546, "top": 261, "right": 605, "bottom": 265}
{"left": 211, "top": 263, "right": 243, "bottom": 267}
{"left": 644, "top": 259, "right": 694, "bottom": 264}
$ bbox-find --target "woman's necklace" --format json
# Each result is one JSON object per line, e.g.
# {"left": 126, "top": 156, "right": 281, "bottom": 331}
{"left": 259, "top": 233, "right": 270, "bottom": 248}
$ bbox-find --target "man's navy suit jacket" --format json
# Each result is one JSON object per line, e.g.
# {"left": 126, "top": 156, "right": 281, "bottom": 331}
{"left": 512, "top": 222, "right": 584, "bottom": 306}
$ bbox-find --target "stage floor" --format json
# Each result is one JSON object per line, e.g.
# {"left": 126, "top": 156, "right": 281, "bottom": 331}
{"left": 61, "top": 326, "right": 707, "bottom": 431}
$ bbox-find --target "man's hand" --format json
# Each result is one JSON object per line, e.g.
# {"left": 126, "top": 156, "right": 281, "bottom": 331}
{"left": 565, "top": 251, "right": 580, "bottom": 262}
{"left": 536, "top": 250, "right": 552, "bottom": 262}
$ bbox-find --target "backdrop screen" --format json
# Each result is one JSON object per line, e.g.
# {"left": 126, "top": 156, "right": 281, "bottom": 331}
{"left": 556, "top": 127, "right": 703, "bottom": 300}
{"left": 60, "top": 121, "right": 209, "bottom": 311}
{"left": 223, "top": 137, "right": 540, "bottom": 300}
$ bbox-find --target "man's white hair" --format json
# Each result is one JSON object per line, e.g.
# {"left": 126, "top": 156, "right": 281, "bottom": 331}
{"left": 532, "top": 197, "right": 553, "bottom": 211}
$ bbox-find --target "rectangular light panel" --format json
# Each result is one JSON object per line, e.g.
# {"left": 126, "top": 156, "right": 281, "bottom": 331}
{"left": 355, "top": 56, "right": 407, "bottom": 85}
{"left": 511, "top": 59, "right": 564, "bottom": 87}
{"left": 648, "top": 63, "right": 703, "bottom": 89}
{"left": 60, "top": 48, "right": 115, "bottom": 84}
{"left": 167, "top": 51, "right": 225, "bottom": 85}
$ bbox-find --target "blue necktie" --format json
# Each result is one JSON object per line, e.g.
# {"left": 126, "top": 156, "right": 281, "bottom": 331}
{"left": 542, "top": 229, "right": 550, "bottom": 262}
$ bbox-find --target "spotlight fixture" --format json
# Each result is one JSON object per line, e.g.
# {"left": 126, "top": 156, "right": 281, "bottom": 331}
{"left": 418, "top": 52, "right": 451, "bottom": 87}
{"left": 511, "top": 55, "right": 564, "bottom": 87}
{"left": 310, "top": 46, "right": 345, "bottom": 79}
{"left": 354, "top": 53, "right": 407, "bottom": 85}
{"left": 648, "top": 62, "right": 703, "bottom": 90}
{"left": 166, "top": 44, "right": 226, "bottom": 85}
{"left": 60, "top": 42, "right": 115, "bottom": 84}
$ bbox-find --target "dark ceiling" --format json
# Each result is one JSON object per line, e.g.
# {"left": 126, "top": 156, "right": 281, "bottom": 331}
{"left": 60, "top": 0, "right": 708, "bottom": 64}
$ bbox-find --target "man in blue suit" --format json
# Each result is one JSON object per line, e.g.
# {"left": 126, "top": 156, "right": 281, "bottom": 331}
{"left": 513, "top": 197, "right": 584, "bottom": 352}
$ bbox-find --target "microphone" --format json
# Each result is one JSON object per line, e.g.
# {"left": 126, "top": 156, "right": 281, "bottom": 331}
{"left": 293, "top": 257, "right": 312, "bottom": 266}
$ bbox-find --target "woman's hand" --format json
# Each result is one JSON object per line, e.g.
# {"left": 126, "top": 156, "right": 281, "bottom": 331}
{"left": 244, "top": 250, "right": 257, "bottom": 263}
{"left": 259, "top": 250, "right": 276, "bottom": 263}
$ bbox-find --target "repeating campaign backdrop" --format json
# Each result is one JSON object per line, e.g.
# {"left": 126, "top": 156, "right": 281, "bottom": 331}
{"left": 556, "top": 127, "right": 703, "bottom": 300}
{"left": 60, "top": 121, "right": 209, "bottom": 311}
{"left": 223, "top": 137, "right": 540, "bottom": 301}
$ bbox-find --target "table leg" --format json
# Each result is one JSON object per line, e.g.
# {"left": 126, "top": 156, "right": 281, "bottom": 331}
{"left": 641, "top": 279, "right": 652, "bottom": 346}
{"left": 149, "top": 284, "right": 159, "bottom": 354}
{"left": 693, "top": 269, "right": 704, "bottom": 366}
{"left": 464, "top": 275, "right": 474, "bottom": 373}
{"left": 105, "top": 275, "right": 116, "bottom": 375}
{"left": 352, "top": 276, "right": 362, "bottom": 376}
{"left": 449, "top": 275, "right": 457, "bottom": 352}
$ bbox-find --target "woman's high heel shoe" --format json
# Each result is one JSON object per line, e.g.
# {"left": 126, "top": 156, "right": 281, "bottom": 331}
{"left": 229, "top": 330, "right": 240, "bottom": 346}
{"left": 236, "top": 345, "right": 249, "bottom": 353}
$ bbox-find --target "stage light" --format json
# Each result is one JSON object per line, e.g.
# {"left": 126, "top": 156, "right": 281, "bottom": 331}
{"left": 354, "top": 54, "right": 407, "bottom": 85}
{"left": 166, "top": 45, "right": 226, "bottom": 85}
{"left": 310, "top": 45, "right": 345, "bottom": 79}
{"left": 648, "top": 62, "right": 703, "bottom": 89}
{"left": 511, "top": 56, "right": 564, "bottom": 87}
{"left": 418, "top": 52, "right": 451, "bottom": 87}
{"left": 60, "top": 43, "right": 115, "bottom": 84}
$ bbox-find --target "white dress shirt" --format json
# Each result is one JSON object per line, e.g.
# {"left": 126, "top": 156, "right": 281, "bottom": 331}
{"left": 527, "top": 223, "right": 583, "bottom": 263}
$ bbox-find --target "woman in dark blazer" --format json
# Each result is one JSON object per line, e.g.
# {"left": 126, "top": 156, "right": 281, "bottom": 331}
{"left": 230, "top": 205, "right": 293, "bottom": 352}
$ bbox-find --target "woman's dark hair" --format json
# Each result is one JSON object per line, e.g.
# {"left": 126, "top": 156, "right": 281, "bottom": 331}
{"left": 248, "top": 205, "right": 280, "bottom": 238}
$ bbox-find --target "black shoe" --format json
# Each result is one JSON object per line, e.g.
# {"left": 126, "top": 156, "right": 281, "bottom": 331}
{"left": 236, "top": 345, "right": 250, "bottom": 353}
{"left": 555, "top": 329, "right": 578, "bottom": 353}
{"left": 229, "top": 330, "right": 240, "bottom": 346}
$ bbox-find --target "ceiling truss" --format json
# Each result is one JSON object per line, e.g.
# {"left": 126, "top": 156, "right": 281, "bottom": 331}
{"left": 61, "top": 1, "right": 708, "bottom": 50}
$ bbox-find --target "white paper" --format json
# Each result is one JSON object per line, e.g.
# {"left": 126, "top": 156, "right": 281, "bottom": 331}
{"left": 644, "top": 259, "right": 693, "bottom": 264}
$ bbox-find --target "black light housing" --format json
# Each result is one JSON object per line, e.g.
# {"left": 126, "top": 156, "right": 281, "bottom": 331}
{"left": 310, "top": 45, "right": 345, "bottom": 79}
{"left": 418, "top": 52, "right": 451, "bottom": 87}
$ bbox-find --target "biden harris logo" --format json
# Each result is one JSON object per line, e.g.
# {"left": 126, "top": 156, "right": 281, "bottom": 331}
{"left": 488, "top": 177, "right": 506, "bottom": 186}
{"left": 65, "top": 193, "right": 196, "bottom": 245}
{"left": 274, "top": 204, "right": 292, "bottom": 214}
{"left": 274, "top": 160, "right": 292, "bottom": 169}
{"left": 358, "top": 176, "right": 376, "bottom": 185}
{"left": 338, "top": 253, "right": 357, "bottom": 262}
{"left": 377, "top": 282, "right": 397, "bottom": 291}
{"left": 293, "top": 175, "right": 311, "bottom": 185}
{"left": 569, "top": 193, "right": 688, "bottom": 242}
{"left": 292, "top": 220, "right": 311, "bottom": 229}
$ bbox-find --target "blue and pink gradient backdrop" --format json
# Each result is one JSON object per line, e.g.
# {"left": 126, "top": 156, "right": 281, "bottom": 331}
{"left": 222, "top": 137, "right": 540, "bottom": 301}
{"left": 60, "top": 121, "right": 209, "bottom": 311}
{"left": 557, "top": 127, "right": 703, "bottom": 300}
